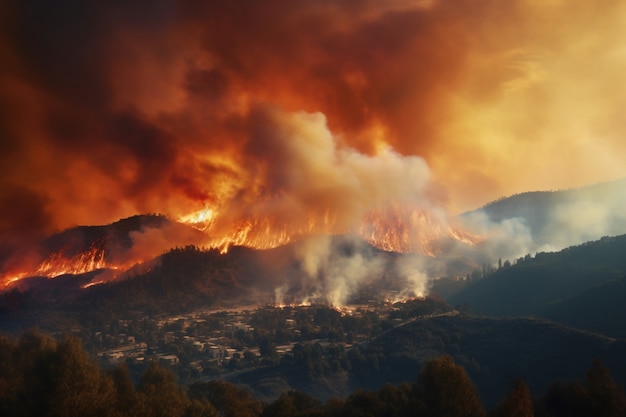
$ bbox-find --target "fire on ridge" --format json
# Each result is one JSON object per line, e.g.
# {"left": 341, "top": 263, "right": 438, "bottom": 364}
{"left": 0, "top": 208, "right": 482, "bottom": 288}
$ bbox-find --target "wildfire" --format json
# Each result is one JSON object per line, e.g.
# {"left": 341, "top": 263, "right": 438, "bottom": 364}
{"left": 1, "top": 243, "right": 118, "bottom": 288}
{"left": 1, "top": 205, "right": 483, "bottom": 289}
{"left": 180, "top": 205, "right": 483, "bottom": 255}
{"left": 35, "top": 244, "right": 108, "bottom": 277}
{"left": 180, "top": 208, "right": 338, "bottom": 254}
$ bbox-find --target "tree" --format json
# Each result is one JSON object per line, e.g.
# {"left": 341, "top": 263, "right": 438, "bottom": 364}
{"left": 46, "top": 335, "right": 115, "bottom": 417}
{"left": 261, "top": 390, "right": 322, "bottom": 417}
{"left": 258, "top": 335, "right": 278, "bottom": 361}
{"left": 188, "top": 381, "right": 262, "bottom": 417}
{"left": 376, "top": 383, "right": 414, "bottom": 417}
{"left": 493, "top": 378, "right": 534, "bottom": 417}
{"left": 184, "top": 398, "right": 219, "bottom": 417}
{"left": 416, "top": 355, "right": 485, "bottom": 417}
{"left": 341, "top": 389, "right": 383, "bottom": 417}
{"left": 139, "top": 362, "right": 189, "bottom": 417}
{"left": 111, "top": 364, "right": 141, "bottom": 417}
{"left": 539, "top": 381, "right": 591, "bottom": 417}
{"left": 585, "top": 359, "right": 626, "bottom": 417}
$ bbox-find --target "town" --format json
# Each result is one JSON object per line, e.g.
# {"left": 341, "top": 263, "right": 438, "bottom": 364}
{"left": 90, "top": 296, "right": 454, "bottom": 383}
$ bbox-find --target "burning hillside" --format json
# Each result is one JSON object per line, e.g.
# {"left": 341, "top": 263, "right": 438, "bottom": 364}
{"left": 0, "top": 209, "right": 481, "bottom": 291}
{"left": 3, "top": 0, "right": 626, "bottom": 265}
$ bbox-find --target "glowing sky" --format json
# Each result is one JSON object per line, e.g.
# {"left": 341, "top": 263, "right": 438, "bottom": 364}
{"left": 2, "top": 0, "right": 626, "bottom": 252}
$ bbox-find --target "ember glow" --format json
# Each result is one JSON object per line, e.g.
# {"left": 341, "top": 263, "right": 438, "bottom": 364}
{"left": 2, "top": 0, "right": 626, "bottom": 288}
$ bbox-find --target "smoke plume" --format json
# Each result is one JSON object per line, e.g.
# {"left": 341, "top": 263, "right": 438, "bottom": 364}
{"left": 2, "top": 0, "right": 626, "bottom": 291}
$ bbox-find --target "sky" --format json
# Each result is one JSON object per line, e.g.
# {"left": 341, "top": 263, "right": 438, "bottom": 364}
{"left": 2, "top": 0, "right": 626, "bottom": 254}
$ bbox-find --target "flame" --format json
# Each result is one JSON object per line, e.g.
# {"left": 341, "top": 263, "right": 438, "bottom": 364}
{"left": 35, "top": 244, "right": 108, "bottom": 277}
{"left": 178, "top": 208, "right": 216, "bottom": 229}
{"left": 180, "top": 205, "right": 483, "bottom": 255}
{"left": 360, "top": 208, "right": 448, "bottom": 256}
{"left": 1, "top": 205, "right": 483, "bottom": 288}
{"left": 81, "top": 279, "right": 107, "bottom": 289}
{"left": 1, "top": 242, "right": 119, "bottom": 288}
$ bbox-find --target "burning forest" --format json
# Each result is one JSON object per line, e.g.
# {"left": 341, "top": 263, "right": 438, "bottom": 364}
{"left": 2, "top": 0, "right": 626, "bottom": 305}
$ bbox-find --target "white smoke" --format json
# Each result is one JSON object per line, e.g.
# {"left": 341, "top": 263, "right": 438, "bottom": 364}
{"left": 273, "top": 234, "right": 432, "bottom": 307}
{"left": 460, "top": 179, "right": 626, "bottom": 264}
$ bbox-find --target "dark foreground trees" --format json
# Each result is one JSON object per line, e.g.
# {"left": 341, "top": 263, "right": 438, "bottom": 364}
{"left": 1, "top": 329, "right": 625, "bottom": 417}
{"left": 0, "top": 329, "right": 216, "bottom": 417}
{"left": 416, "top": 355, "right": 485, "bottom": 417}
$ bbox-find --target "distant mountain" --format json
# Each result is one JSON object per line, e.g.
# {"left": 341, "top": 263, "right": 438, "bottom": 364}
{"left": 229, "top": 313, "right": 626, "bottom": 407}
{"left": 448, "top": 234, "right": 626, "bottom": 337}
{"left": 462, "top": 177, "right": 626, "bottom": 249}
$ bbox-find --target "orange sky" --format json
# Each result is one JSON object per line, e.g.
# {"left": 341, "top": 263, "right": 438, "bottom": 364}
{"left": 1, "top": 0, "right": 626, "bottom": 252}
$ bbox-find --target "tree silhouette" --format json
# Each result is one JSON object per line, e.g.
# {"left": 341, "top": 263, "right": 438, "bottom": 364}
{"left": 492, "top": 377, "right": 534, "bottom": 417}
{"left": 416, "top": 355, "right": 485, "bottom": 417}
{"left": 188, "top": 381, "right": 262, "bottom": 417}
{"left": 585, "top": 359, "right": 626, "bottom": 417}
{"left": 110, "top": 364, "right": 141, "bottom": 417}
{"left": 48, "top": 335, "right": 115, "bottom": 417}
{"left": 139, "top": 362, "right": 188, "bottom": 417}
{"left": 261, "top": 390, "right": 322, "bottom": 417}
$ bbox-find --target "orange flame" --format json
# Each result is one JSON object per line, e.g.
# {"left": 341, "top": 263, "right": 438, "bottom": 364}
{"left": 1, "top": 205, "right": 483, "bottom": 289}
{"left": 35, "top": 244, "right": 108, "bottom": 277}
{"left": 1, "top": 243, "right": 118, "bottom": 288}
{"left": 180, "top": 205, "right": 483, "bottom": 255}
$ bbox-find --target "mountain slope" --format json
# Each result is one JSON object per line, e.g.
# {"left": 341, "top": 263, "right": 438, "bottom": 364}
{"left": 229, "top": 313, "right": 626, "bottom": 407}
{"left": 543, "top": 275, "right": 626, "bottom": 338}
{"left": 463, "top": 177, "right": 626, "bottom": 248}
{"left": 448, "top": 234, "right": 626, "bottom": 336}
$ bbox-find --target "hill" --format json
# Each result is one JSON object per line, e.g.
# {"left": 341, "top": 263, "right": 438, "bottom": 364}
{"left": 0, "top": 236, "right": 423, "bottom": 332}
{"left": 228, "top": 313, "right": 626, "bottom": 407}
{"left": 448, "top": 234, "right": 626, "bottom": 337}
{"left": 462, "top": 177, "right": 626, "bottom": 250}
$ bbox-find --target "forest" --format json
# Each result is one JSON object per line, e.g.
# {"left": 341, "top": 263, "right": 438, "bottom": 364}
{"left": 1, "top": 329, "right": 625, "bottom": 417}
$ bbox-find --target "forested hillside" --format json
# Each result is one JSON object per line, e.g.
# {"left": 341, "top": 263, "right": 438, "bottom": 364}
{"left": 449, "top": 234, "right": 626, "bottom": 337}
